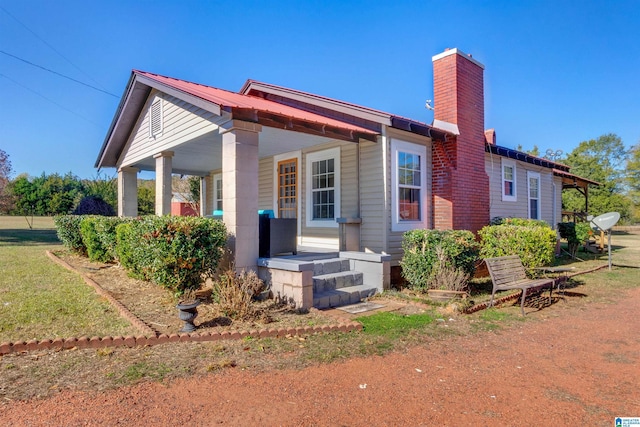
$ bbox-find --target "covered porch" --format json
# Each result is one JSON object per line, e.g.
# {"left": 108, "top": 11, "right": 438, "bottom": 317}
{"left": 96, "top": 70, "right": 389, "bottom": 309}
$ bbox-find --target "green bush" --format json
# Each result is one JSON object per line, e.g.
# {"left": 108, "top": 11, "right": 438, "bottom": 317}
{"left": 115, "top": 216, "right": 227, "bottom": 295}
{"left": 80, "top": 216, "right": 126, "bottom": 263}
{"left": 479, "top": 223, "right": 557, "bottom": 272}
{"left": 490, "top": 217, "right": 550, "bottom": 228}
{"left": 558, "top": 222, "right": 592, "bottom": 258}
{"left": 54, "top": 215, "right": 85, "bottom": 254}
{"left": 400, "top": 229, "right": 479, "bottom": 290}
{"left": 115, "top": 221, "right": 141, "bottom": 276}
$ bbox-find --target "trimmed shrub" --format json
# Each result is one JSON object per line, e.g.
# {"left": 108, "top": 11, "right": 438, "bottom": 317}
{"left": 400, "top": 229, "right": 479, "bottom": 290}
{"left": 115, "top": 216, "right": 227, "bottom": 295}
{"left": 73, "top": 195, "right": 115, "bottom": 216}
{"left": 54, "top": 215, "right": 85, "bottom": 254}
{"left": 479, "top": 222, "right": 557, "bottom": 272}
{"left": 80, "top": 216, "right": 126, "bottom": 263}
{"left": 490, "top": 217, "right": 550, "bottom": 228}
{"left": 115, "top": 221, "right": 141, "bottom": 276}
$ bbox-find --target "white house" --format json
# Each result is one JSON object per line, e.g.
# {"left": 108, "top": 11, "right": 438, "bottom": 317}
{"left": 95, "top": 48, "right": 596, "bottom": 309}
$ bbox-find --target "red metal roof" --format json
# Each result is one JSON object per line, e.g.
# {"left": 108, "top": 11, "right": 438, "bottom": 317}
{"left": 134, "top": 70, "right": 377, "bottom": 136}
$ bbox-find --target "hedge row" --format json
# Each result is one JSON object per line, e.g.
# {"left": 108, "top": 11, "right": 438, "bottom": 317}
{"left": 478, "top": 221, "right": 557, "bottom": 271}
{"left": 54, "top": 215, "right": 227, "bottom": 294}
{"left": 401, "top": 219, "right": 558, "bottom": 289}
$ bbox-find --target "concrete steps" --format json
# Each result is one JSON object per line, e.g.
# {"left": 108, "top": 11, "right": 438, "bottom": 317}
{"left": 312, "top": 258, "right": 378, "bottom": 309}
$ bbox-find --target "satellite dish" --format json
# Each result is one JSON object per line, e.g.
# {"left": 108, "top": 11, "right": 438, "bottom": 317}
{"left": 589, "top": 212, "right": 620, "bottom": 271}
{"left": 590, "top": 212, "right": 620, "bottom": 231}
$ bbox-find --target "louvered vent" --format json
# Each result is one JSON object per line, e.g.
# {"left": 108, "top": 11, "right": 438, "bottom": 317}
{"left": 150, "top": 99, "right": 163, "bottom": 137}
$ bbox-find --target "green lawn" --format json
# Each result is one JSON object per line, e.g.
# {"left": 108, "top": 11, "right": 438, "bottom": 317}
{"left": 0, "top": 216, "right": 137, "bottom": 342}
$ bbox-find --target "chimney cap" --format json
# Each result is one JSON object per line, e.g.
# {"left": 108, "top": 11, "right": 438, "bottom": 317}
{"left": 432, "top": 48, "right": 485, "bottom": 70}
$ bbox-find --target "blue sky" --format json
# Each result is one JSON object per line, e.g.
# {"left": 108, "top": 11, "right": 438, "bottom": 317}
{"left": 1, "top": 0, "right": 639, "bottom": 179}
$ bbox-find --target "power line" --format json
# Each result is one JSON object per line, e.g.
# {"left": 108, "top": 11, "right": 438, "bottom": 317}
{"left": 0, "top": 5, "right": 110, "bottom": 93}
{"left": 0, "top": 73, "right": 102, "bottom": 127}
{"left": 0, "top": 50, "right": 118, "bottom": 98}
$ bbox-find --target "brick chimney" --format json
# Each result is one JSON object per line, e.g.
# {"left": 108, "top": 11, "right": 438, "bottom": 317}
{"left": 431, "top": 48, "right": 490, "bottom": 233}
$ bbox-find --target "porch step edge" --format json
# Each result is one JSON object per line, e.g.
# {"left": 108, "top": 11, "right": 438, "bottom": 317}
{"left": 312, "top": 258, "right": 350, "bottom": 275}
{"left": 313, "top": 270, "right": 364, "bottom": 292}
{"left": 313, "top": 285, "right": 378, "bottom": 309}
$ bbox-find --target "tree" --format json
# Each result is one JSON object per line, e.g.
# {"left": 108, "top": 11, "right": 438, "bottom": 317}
{"left": 83, "top": 172, "right": 117, "bottom": 211}
{"left": 516, "top": 144, "right": 541, "bottom": 157}
{"left": 9, "top": 172, "right": 83, "bottom": 216}
{"left": 0, "top": 149, "right": 14, "bottom": 213}
{"left": 137, "top": 185, "right": 155, "bottom": 215}
{"left": 626, "top": 144, "right": 640, "bottom": 222}
{"left": 562, "top": 133, "right": 632, "bottom": 221}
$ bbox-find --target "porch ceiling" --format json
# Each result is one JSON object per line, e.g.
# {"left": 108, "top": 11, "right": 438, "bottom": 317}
{"left": 130, "top": 125, "right": 339, "bottom": 176}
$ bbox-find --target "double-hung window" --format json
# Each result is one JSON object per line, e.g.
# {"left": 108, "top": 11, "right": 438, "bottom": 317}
{"left": 213, "top": 173, "right": 223, "bottom": 212}
{"left": 527, "top": 171, "right": 541, "bottom": 220}
{"left": 306, "top": 148, "right": 340, "bottom": 228}
{"left": 501, "top": 159, "right": 516, "bottom": 202}
{"left": 391, "top": 139, "right": 427, "bottom": 232}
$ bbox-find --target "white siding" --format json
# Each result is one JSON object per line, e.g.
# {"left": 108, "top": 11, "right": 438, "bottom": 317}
{"left": 485, "top": 152, "right": 559, "bottom": 226}
{"left": 119, "top": 90, "right": 218, "bottom": 167}
{"left": 359, "top": 140, "right": 385, "bottom": 253}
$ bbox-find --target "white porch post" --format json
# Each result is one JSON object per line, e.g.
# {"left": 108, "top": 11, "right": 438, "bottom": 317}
{"left": 199, "top": 176, "right": 207, "bottom": 216}
{"left": 220, "top": 120, "right": 261, "bottom": 272}
{"left": 154, "top": 151, "right": 174, "bottom": 216}
{"left": 117, "top": 166, "right": 138, "bottom": 217}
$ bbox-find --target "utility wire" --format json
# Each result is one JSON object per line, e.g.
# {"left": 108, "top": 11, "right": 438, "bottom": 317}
{"left": 0, "top": 50, "right": 118, "bottom": 98}
{"left": 0, "top": 5, "right": 110, "bottom": 93}
{"left": 0, "top": 72, "right": 101, "bottom": 127}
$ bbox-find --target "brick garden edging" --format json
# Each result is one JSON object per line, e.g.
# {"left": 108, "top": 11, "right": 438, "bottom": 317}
{"left": 0, "top": 252, "right": 362, "bottom": 356}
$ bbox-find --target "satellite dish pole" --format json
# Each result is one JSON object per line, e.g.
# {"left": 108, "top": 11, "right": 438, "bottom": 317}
{"left": 590, "top": 212, "right": 620, "bottom": 270}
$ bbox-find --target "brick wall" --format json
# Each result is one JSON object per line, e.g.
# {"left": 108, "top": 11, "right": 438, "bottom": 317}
{"left": 432, "top": 49, "right": 490, "bottom": 233}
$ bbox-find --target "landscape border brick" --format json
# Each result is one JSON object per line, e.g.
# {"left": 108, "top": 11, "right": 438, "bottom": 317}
{"left": 0, "top": 252, "right": 369, "bottom": 356}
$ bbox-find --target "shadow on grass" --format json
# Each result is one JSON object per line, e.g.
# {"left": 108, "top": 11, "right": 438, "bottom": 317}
{"left": 0, "top": 229, "right": 60, "bottom": 246}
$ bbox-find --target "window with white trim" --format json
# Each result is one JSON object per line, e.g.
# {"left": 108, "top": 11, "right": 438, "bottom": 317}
{"left": 501, "top": 159, "right": 516, "bottom": 202}
{"left": 213, "top": 173, "right": 223, "bottom": 212}
{"left": 149, "top": 98, "right": 163, "bottom": 137}
{"left": 391, "top": 139, "right": 427, "bottom": 232}
{"left": 306, "top": 148, "right": 340, "bottom": 228}
{"left": 527, "top": 171, "right": 541, "bottom": 220}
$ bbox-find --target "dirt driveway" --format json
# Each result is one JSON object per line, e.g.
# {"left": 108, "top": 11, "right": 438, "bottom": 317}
{"left": 3, "top": 286, "right": 639, "bottom": 426}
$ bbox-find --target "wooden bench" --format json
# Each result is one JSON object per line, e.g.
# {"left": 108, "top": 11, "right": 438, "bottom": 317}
{"left": 484, "top": 255, "right": 555, "bottom": 316}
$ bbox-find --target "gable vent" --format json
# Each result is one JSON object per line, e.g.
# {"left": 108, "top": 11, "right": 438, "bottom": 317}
{"left": 150, "top": 99, "right": 163, "bottom": 137}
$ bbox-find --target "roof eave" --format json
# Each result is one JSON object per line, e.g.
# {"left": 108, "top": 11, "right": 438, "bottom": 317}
{"left": 95, "top": 71, "right": 146, "bottom": 169}
{"left": 390, "top": 116, "right": 453, "bottom": 141}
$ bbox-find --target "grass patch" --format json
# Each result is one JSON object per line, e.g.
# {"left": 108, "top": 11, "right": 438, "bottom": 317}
{"left": 0, "top": 217, "right": 138, "bottom": 342}
{"left": 356, "top": 311, "right": 437, "bottom": 338}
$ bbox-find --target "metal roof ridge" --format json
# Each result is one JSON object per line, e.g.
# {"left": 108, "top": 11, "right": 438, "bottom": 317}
{"left": 240, "top": 79, "right": 393, "bottom": 119}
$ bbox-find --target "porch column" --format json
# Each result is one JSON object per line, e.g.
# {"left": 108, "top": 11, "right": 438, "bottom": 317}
{"left": 154, "top": 151, "right": 174, "bottom": 216}
{"left": 199, "top": 176, "right": 207, "bottom": 216}
{"left": 220, "top": 120, "right": 261, "bottom": 272}
{"left": 117, "top": 166, "right": 138, "bottom": 217}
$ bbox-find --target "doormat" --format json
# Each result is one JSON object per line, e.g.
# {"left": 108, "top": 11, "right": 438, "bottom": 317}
{"left": 336, "top": 301, "right": 385, "bottom": 314}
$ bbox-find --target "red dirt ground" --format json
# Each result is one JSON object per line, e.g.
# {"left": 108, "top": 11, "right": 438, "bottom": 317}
{"left": 3, "top": 287, "right": 639, "bottom": 426}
